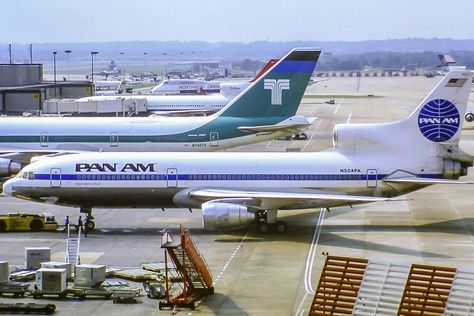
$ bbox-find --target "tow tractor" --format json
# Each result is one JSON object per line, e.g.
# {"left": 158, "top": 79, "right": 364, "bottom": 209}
{"left": 0, "top": 213, "right": 59, "bottom": 232}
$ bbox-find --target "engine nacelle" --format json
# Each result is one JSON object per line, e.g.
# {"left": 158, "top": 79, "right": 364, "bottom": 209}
{"left": 465, "top": 112, "right": 474, "bottom": 123}
{"left": 202, "top": 201, "right": 255, "bottom": 230}
{"left": 0, "top": 158, "right": 23, "bottom": 177}
{"left": 220, "top": 82, "right": 248, "bottom": 97}
{"left": 443, "top": 159, "right": 464, "bottom": 179}
{"left": 332, "top": 124, "right": 365, "bottom": 150}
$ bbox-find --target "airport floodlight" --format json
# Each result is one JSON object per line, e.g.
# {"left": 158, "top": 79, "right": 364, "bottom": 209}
{"left": 91, "top": 51, "right": 99, "bottom": 82}
{"left": 53, "top": 51, "right": 57, "bottom": 98}
{"left": 65, "top": 50, "right": 72, "bottom": 81}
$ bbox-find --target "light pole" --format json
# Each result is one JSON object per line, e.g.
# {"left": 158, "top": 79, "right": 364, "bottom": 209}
{"left": 65, "top": 50, "right": 72, "bottom": 81}
{"left": 53, "top": 51, "right": 57, "bottom": 98}
{"left": 90, "top": 51, "right": 98, "bottom": 82}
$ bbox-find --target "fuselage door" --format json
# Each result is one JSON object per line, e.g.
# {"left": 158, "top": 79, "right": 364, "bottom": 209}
{"left": 367, "top": 169, "right": 377, "bottom": 188}
{"left": 210, "top": 132, "right": 219, "bottom": 147}
{"left": 40, "top": 132, "right": 49, "bottom": 147}
{"left": 110, "top": 132, "right": 119, "bottom": 148}
{"left": 50, "top": 168, "right": 61, "bottom": 188}
{"left": 167, "top": 168, "right": 178, "bottom": 187}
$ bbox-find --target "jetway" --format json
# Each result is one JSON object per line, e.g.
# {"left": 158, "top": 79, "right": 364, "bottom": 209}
{"left": 42, "top": 98, "right": 147, "bottom": 116}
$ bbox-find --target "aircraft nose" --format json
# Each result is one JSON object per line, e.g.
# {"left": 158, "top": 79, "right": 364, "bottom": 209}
{"left": 2, "top": 179, "right": 14, "bottom": 196}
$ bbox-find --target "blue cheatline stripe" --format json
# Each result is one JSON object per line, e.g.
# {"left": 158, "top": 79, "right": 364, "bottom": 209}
{"left": 271, "top": 61, "right": 316, "bottom": 74}
{"left": 35, "top": 173, "right": 443, "bottom": 182}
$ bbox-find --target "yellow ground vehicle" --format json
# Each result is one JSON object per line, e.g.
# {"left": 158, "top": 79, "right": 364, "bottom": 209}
{"left": 0, "top": 213, "right": 59, "bottom": 232}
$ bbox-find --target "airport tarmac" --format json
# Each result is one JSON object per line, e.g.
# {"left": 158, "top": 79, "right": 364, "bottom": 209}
{"left": 1, "top": 75, "right": 474, "bottom": 315}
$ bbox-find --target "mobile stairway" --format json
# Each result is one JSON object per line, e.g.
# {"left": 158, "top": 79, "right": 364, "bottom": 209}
{"left": 65, "top": 224, "right": 81, "bottom": 269}
{"left": 159, "top": 226, "right": 214, "bottom": 310}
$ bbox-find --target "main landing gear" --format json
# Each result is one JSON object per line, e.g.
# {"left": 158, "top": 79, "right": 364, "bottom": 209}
{"left": 80, "top": 207, "right": 96, "bottom": 230}
{"left": 255, "top": 210, "right": 287, "bottom": 234}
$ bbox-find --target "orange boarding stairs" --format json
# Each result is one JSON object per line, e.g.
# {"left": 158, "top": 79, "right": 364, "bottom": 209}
{"left": 159, "top": 225, "right": 214, "bottom": 311}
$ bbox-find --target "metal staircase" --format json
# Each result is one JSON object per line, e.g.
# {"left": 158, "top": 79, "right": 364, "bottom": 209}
{"left": 159, "top": 226, "right": 213, "bottom": 310}
{"left": 65, "top": 224, "right": 81, "bottom": 268}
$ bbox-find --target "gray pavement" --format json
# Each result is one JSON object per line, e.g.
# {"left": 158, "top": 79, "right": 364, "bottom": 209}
{"left": 1, "top": 75, "right": 474, "bottom": 315}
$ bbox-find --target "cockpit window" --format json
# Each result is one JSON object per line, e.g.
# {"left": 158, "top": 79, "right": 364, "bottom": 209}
{"left": 19, "top": 171, "right": 34, "bottom": 180}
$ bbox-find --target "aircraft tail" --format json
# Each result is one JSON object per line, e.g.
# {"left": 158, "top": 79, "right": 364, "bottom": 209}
{"left": 438, "top": 54, "right": 457, "bottom": 67}
{"left": 216, "top": 48, "right": 320, "bottom": 118}
{"left": 250, "top": 59, "right": 279, "bottom": 82}
{"left": 400, "top": 70, "right": 473, "bottom": 146}
{"left": 335, "top": 70, "right": 473, "bottom": 159}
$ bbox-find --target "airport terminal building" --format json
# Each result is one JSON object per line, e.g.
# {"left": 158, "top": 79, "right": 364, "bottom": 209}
{"left": 0, "top": 64, "right": 93, "bottom": 114}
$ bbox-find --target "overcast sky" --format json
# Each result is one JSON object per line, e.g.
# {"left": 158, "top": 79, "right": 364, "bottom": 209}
{"left": 2, "top": 0, "right": 474, "bottom": 43}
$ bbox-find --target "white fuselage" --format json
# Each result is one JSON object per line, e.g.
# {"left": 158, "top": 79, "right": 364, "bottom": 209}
{"left": 76, "top": 94, "right": 231, "bottom": 113}
{"left": 0, "top": 115, "right": 288, "bottom": 152}
{"left": 150, "top": 79, "right": 249, "bottom": 97}
{"left": 4, "top": 150, "right": 439, "bottom": 209}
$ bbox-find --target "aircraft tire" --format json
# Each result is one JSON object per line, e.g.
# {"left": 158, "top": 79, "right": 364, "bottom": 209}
{"left": 258, "top": 223, "right": 270, "bottom": 234}
{"left": 86, "top": 221, "right": 95, "bottom": 230}
{"left": 275, "top": 221, "right": 287, "bottom": 233}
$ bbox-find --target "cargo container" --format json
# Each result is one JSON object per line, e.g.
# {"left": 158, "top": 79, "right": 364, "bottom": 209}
{"left": 35, "top": 268, "right": 67, "bottom": 295}
{"left": 74, "top": 264, "right": 106, "bottom": 287}
{"left": 25, "top": 247, "right": 51, "bottom": 270}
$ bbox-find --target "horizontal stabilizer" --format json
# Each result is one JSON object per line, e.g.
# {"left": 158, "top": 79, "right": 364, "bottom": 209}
{"left": 383, "top": 177, "right": 474, "bottom": 185}
{"left": 149, "top": 109, "right": 210, "bottom": 117}
{"left": 238, "top": 116, "right": 316, "bottom": 133}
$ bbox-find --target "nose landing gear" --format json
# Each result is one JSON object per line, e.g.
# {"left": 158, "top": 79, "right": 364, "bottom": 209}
{"left": 80, "top": 207, "right": 95, "bottom": 230}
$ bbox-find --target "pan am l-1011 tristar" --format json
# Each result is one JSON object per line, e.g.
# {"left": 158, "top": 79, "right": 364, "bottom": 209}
{"left": 0, "top": 48, "right": 320, "bottom": 178}
{"left": 4, "top": 70, "right": 473, "bottom": 233}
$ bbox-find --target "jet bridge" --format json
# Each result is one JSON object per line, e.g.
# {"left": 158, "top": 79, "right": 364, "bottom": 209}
{"left": 159, "top": 226, "right": 214, "bottom": 311}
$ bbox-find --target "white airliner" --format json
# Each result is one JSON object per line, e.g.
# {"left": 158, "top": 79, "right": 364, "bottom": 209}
{"left": 4, "top": 70, "right": 473, "bottom": 233}
{"left": 78, "top": 60, "right": 279, "bottom": 115}
{"left": 76, "top": 93, "right": 230, "bottom": 115}
{"left": 150, "top": 59, "right": 278, "bottom": 96}
{"left": 0, "top": 48, "right": 319, "bottom": 179}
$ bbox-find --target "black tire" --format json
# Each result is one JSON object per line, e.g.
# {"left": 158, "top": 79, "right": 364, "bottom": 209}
{"left": 86, "top": 220, "right": 95, "bottom": 230}
{"left": 0, "top": 220, "right": 6, "bottom": 232}
{"left": 30, "top": 219, "right": 44, "bottom": 232}
{"left": 258, "top": 223, "right": 270, "bottom": 234}
{"left": 275, "top": 221, "right": 287, "bottom": 234}
{"left": 45, "top": 304, "right": 56, "bottom": 315}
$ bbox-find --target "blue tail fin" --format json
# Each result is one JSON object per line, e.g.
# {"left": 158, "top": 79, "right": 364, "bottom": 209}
{"left": 217, "top": 48, "right": 320, "bottom": 118}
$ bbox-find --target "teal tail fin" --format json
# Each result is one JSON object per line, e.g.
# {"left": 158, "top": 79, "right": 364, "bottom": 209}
{"left": 217, "top": 48, "right": 320, "bottom": 118}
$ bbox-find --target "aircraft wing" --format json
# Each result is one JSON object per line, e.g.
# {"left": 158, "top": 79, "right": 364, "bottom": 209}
{"left": 383, "top": 177, "right": 474, "bottom": 185}
{"left": 149, "top": 109, "right": 214, "bottom": 117}
{"left": 188, "top": 188, "right": 395, "bottom": 210}
{"left": 0, "top": 151, "right": 81, "bottom": 164}
{"left": 238, "top": 117, "right": 316, "bottom": 134}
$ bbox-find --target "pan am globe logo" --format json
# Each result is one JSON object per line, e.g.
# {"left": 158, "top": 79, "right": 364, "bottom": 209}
{"left": 418, "top": 99, "right": 460, "bottom": 142}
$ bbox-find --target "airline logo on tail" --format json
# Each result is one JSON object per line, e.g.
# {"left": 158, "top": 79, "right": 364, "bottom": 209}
{"left": 418, "top": 99, "right": 460, "bottom": 142}
{"left": 264, "top": 79, "right": 290, "bottom": 105}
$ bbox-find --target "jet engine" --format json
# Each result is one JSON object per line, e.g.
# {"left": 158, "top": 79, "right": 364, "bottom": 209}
{"left": 202, "top": 201, "right": 255, "bottom": 230}
{"left": 0, "top": 158, "right": 23, "bottom": 177}
{"left": 465, "top": 112, "right": 474, "bottom": 123}
{"left": 443, "top": 159, "right": 466, "bottom": 179}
